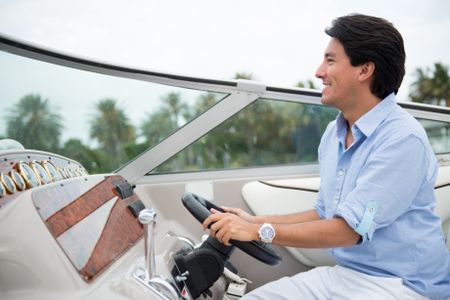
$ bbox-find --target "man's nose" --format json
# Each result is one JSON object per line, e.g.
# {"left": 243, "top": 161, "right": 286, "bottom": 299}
{"left": 315, "top": 63, "right": 325, "bottom": 79}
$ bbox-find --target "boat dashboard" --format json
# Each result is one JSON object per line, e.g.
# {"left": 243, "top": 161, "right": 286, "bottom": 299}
{"left": 0, "top": 148, "right": 261, "bottom": 300}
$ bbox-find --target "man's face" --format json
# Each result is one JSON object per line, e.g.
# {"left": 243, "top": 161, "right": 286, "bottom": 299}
{"left": 315, "top": 38, "right": 361, "bottom": 109}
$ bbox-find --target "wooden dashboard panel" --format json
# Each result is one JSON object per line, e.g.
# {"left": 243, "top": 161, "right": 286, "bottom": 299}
{"left": 33, "top": 174, "right": 144, "bottom": 282}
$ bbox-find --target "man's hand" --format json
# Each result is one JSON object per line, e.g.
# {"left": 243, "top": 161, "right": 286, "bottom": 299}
{"left": 202, "top": 208, "right": 259, "bottom": 246}
{"left": 220, "top": 206, "right": 256, "bottom": 223}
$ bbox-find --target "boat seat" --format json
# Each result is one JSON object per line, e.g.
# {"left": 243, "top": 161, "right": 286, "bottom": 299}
{"left": 242, "top": 165, "right": 450, "bottom": 267}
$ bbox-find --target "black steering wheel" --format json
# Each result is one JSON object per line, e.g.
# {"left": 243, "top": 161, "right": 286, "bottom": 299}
{"left": 182, "top": 192, "right": 281, "bottom": 266}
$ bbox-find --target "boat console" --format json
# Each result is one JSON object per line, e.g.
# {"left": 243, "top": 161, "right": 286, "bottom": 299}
{"left": 0, "top": 147, "right": 280, "bottom": 300}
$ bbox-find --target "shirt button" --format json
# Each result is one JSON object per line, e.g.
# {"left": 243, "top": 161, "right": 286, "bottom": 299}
{"left": 338, "top": 169, "right": 344, "bottom": 176}
{"left": 334, "top": 198, "right": 339, "bottom": 204}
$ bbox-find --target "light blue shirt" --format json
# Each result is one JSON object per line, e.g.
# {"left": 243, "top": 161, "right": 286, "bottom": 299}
{"left": 315, "top": 93, "right": 450, "bottom": 299}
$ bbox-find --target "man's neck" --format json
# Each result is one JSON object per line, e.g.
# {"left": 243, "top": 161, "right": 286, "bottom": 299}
{"left": 342, "top": 92, "right": 381, "bottom": 128}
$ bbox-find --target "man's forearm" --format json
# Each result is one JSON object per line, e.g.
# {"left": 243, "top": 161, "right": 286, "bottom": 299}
{"left": 252, "top": 209, "right": 321, "bottom": 224}
{"left": 272, "top": 217, "right": 360, "bottom": 248}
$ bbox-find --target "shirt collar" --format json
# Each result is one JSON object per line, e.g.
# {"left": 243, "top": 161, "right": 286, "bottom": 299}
{"left": 336, "top": 92, "right": 398, "bottom": 140}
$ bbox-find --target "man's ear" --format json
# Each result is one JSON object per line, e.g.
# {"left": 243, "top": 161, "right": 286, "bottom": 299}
{"left": 358, "top": 62, "right": 375, "bottom": 82}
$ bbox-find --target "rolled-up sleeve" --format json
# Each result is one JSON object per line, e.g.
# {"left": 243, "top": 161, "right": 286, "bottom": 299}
{"left": 334, "top": 134, "right": 430, "bottom": 243}
{"left": 315, "top": 189, "right": 325, "bottom": 219}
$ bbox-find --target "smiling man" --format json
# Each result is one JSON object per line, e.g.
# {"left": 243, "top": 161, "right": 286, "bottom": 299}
{"left": 204, "top": 14, "right": 450, "bottom": 299}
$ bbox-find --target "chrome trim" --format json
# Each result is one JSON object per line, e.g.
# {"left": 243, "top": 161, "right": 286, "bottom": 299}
{"left": 138, "top": 208, "right": 157, "bottom": 280}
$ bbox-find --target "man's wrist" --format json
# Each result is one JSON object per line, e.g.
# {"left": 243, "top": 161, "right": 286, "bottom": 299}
{"left": 252, "top": 223, "right": 261, "bottom": 240}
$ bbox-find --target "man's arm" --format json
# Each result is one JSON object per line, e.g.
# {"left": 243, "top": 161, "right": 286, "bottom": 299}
{"left": 272, "top": 217, "right": 360, "bottom": 248}
{"left": 253, "top": 209, "right": 322, "bottom": 224}
{"left": 220, "top": 207, "right": 321, "bottom": 224}
{"left": 203, "top": 210, "right": 360, "bottom": 248}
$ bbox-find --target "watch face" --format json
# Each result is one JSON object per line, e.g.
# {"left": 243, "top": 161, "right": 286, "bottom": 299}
{"left": 261, "top": 226, "right": 275, "bottom": 238}
{"left": 260, "top": 223, "right": 275, "bottom": 243}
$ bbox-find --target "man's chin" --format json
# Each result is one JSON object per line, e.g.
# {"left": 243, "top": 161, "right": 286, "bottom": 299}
{"left": 320, "top": 96, "right": 331, "bottom": 106}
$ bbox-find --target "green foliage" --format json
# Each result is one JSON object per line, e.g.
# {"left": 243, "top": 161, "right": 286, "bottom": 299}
{"left": 409, "top": 62, "right": 450, "bottom": 106}
{"left": 89, "top": 98, "right": 136, "bottom": 170}
{"left": 60, "top": 139, "right": 104, "bottom": 173}
{"left": 296, "top": 79, "right": 318, "bottom": 89}
{"left": 141, "top": 92, "right": 186, "bottom": 146}
{"left": 153, "top": 99, "right": 338, "bottom": 173}
{"left": 233, "top": 72, "right": 254, "bottom": 80}
{"left": 6, "top": 94, "right": 63, "bottom": 152}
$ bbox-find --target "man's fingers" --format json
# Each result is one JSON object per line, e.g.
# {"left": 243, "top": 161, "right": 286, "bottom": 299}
{"left": 210, "top": 218, "right": 226, "bottom": 235}
{"left": 222, "top": 232, "right": 232, "bottom": 246}
{"left": 221, "top": 206, "right": 239, "bottom": 214}
{"left": 203, "top": 213, "right": 220, "bottom": 229}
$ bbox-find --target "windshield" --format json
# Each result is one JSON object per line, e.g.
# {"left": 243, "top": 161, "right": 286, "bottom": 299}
{"left": 0, "top": 50, "right": 227, "bottom": 173}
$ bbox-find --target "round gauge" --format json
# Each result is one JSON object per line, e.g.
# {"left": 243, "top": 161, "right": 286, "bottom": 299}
{"left": 0, "top": 181, "right": 5, "bottom": 198}
{"left": 68, "top": 168, "right": 76, "bottom": 178}
{"left": 64, "top": 168, "right": 73, "bottom": 179}
{"left": 69, "top": 168, "right": 77, "bottom": 178}
{"left": 30, "top": 161, "right": 52, "bottom": 185}
{"left": 42, "top": 160, "right": 61, "bottom": 182}
{"left": 73, "top": 168, "right": 82, "bottom": 177}
{"left": 57, "top": 167, "right": 67, "bottom": 180}
{"left": 1, "top": 173, "right": 17, "bottom": 194}
{"left": 17, "top": 161, "right": 40, "bottom": 188}
{"left": 10, "top": 170, "right": 26, "bottom": 191}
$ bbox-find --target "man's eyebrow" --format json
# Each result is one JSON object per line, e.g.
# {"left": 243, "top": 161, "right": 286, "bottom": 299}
{"left": 325, "top": 52, "right": 336, "bottom": 58}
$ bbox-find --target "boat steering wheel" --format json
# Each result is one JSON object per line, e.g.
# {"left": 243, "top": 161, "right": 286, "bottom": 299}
{"left": 181, "top": 192, "right": 281, "bottom": 266}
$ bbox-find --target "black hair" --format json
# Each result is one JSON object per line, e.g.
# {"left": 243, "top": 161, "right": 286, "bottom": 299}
{"left": 325, "top": 14, "right": 405, "bottom": 99}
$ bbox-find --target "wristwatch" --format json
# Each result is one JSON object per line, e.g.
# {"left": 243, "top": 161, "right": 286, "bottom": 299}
{"left": 258, "top": 223, "right": 276, "bottom": 243}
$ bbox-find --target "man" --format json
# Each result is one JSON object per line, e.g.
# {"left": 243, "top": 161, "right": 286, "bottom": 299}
{"left": 203, "top": 14, "right": 450, "bottom": 299}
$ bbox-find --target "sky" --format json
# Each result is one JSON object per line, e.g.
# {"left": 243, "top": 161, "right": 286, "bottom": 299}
{"left": 0, "top": 0, "right": 449, "bottom": 143}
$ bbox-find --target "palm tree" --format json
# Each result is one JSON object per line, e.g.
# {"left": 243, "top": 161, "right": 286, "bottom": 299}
{"left": 193, "top": 92, "right": 219, "bottom": 115}
{"left": 90, "top": 98, "right": 136, "bottom": 169}
{"left": 141, "top": 108, "right": 175, "bottom": 147}
{"left": 161, "top": 92, "right": 188, "bottom": 128}
{"left": 409, "top": 62, "right": 450, "bottom": 106}
{"left": 6, "top": 94, "right": 63, "bottom": 152}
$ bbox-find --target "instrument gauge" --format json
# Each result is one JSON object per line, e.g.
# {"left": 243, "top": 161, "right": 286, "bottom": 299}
{"left": 17, "top": 161, "right": 40, "bottom": 188}
{"left": 42, "top": 160, "right": 61, "bottom": 182}
{"left": 10, "top": 170, "right": 26, "bottom": 191}
{"left": 64, "top": 168, "right": 73, "bottom": 179}
{"left": 58, "top": 167, "right": 67, "bottom": 180}
{"left": 0, "top": 173, "right": 17, "bottom": 194}
{"left": 0, "top": 181, "right": 5, "bottom": 197}
{"left": 30, "top": 161, "right": 52, "bottom": 185}
{"left": 74, "top": 168, "right": 82, "bottom": 177}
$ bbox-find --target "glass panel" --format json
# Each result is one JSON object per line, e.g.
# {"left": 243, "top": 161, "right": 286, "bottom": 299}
{"left": 152, "top": 99, "right": 338, "bottom": 173}
{"left": 0, "top": 51, "right": 227, "bottom": 174}
{"left": 418, "top": 118, "right": 450, "bottom": 154}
